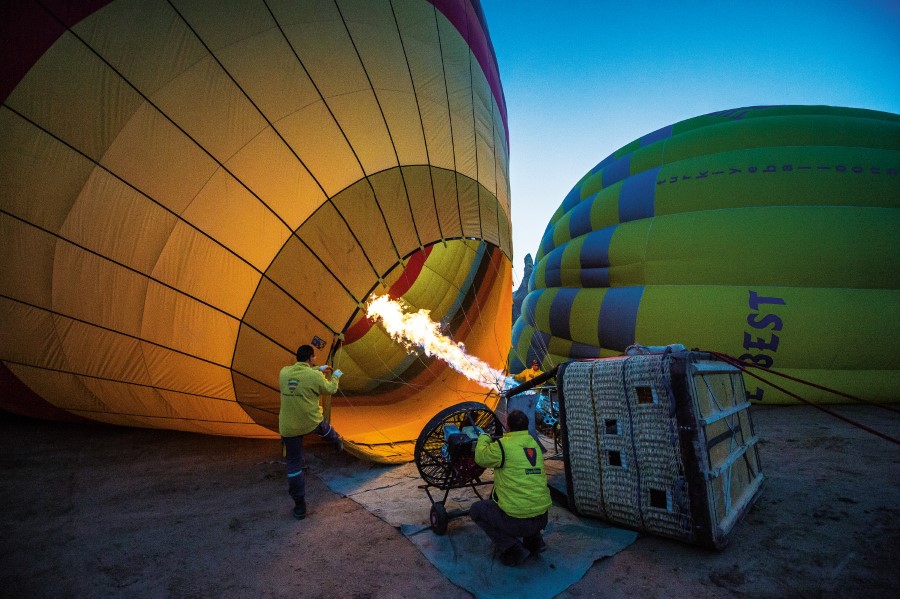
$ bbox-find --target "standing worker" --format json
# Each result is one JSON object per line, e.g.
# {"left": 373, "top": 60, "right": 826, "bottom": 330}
{"left": 470, "top": 409, "right": 551, "bottom": 566}
{"left": 514, "top": 359, "right": 544, "bottom": 384}
{"left": 279, "top": 344, "right": 344, "bottom": 520}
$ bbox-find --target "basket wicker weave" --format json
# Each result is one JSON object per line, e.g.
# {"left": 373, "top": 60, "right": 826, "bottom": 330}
{"left": 559, "top": 349, "right": 763, "bottom": 548}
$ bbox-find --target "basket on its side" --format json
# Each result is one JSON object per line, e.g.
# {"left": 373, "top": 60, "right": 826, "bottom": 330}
{"left": 558, "top": 349, "right": 763, "bottom": 548}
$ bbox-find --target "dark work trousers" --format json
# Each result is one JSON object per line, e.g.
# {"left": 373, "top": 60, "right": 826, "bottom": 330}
{"left": 469, "top": 499, "right": 548, "bottom": 552}
{"left": 282, "top": 420, "right": 340, "bottom": 505}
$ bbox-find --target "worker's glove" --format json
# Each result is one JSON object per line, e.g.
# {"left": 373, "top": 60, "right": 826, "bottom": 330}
{"left": 332, "top": 369, "right": 343, "bottom": 378}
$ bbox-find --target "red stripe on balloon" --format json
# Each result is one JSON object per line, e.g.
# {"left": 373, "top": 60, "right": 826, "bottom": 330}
{"left": 428, "top": 0, "right": 509, "bottom": 142}
{"left": 343, "top": 245, "right": 435, "bottom": 344}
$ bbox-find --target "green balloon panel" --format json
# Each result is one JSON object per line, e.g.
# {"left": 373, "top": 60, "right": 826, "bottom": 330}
{"left": 514, "top": 105, "right": 900, "bottom": 404}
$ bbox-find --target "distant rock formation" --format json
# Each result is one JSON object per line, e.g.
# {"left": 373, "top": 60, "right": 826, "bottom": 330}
{"left": 511, "top": 253, "right": 534, "bottom": 324}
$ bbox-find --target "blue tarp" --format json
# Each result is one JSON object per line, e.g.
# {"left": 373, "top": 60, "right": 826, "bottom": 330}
{"left": 310, "top": 454, "right": 636, "bottom": 598}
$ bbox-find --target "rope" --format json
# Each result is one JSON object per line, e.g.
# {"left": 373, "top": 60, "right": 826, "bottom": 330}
{"left": 711, "top": 351, "right": 900, "bottom": 414}
{"left": 708, "top": 351, "right": 900, "bottom": 447}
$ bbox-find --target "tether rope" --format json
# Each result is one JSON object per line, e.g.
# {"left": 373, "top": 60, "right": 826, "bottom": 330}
{"left": 707, "top": 351, "right": 900, "bottom": 447}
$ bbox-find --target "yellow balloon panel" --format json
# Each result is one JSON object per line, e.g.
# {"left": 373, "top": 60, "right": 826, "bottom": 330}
{"left": 148, "top": 222, "right": 261, "bottom": 318}
{"left": 60, "top": 170, "right": 180, "bottom": 275}
{"left": 0, "top": 111, "right": 94, "bottom": 233}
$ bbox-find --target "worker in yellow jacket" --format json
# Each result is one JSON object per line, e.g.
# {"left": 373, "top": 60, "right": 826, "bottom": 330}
{"left": 279, "top": 344, "right": 343, "bottom": 520}
{"left": 513, "top": 359, "right": 544, "bottom": 384}
{"left": 470, "top": 409, "right": 551, "bottom": 566}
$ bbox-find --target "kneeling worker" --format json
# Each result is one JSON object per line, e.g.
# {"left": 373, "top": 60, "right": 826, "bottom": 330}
{"left": 470, "top": 409, "right": 551, "bottom": 566}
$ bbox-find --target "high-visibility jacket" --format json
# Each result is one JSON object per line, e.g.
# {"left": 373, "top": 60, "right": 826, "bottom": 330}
{"left": 278, "top": 362, "right": 339, "bottom": 437}
{"left": 475, "top": 430, "right": 551, "bottom": 518}
{"left": 514, "top": 367, "right": 544, "bottom": 383}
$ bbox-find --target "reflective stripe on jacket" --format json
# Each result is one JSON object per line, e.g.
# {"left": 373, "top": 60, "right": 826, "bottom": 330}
{"left": 475, "top": 430, "right": 551, "bottom": 518}
{"left": 278, "top": 362, "right": 339, "bottom": 437}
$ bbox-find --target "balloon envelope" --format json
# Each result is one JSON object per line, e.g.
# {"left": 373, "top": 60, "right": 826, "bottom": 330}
{"left": 513, "top": 105, "right": 900, "bottom": 404}
{"left": 1, "top": 0, "right": 511, "bottom": 462}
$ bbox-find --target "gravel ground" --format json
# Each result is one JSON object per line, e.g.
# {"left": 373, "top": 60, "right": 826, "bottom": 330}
{"left": 1, "top": 403, "right": 897, "bottom": 598}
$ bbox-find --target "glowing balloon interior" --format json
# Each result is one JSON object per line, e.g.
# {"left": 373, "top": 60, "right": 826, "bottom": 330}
{"left": 1, "top": 0, "right": 512, "bottom": 463}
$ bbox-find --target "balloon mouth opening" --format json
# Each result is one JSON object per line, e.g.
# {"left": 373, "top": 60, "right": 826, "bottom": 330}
{"left": 334, "top": 241, "right": 505, "bottom": 396}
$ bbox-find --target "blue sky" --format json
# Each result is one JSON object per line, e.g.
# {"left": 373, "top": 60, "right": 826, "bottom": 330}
{"left": 480, "top": 0, "right": 900, "bottom": 284}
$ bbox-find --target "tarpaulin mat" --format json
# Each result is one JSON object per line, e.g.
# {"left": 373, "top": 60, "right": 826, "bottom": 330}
{"left": 308, "top": 453, "right": 637, "bottom": 598}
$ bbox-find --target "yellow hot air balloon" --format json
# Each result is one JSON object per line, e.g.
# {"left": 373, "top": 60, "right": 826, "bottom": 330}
{"left": 0, "top": 0, "right": 511, "bottom": 463}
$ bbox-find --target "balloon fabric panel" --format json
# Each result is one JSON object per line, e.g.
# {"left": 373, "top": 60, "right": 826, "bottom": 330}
{"left": 1, "top": 0, "right": 511, "bottom": 459}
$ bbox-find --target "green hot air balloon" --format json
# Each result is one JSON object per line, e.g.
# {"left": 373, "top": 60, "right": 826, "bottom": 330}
{"left": 513, "top": 105, "right": 900, "bottom": 404}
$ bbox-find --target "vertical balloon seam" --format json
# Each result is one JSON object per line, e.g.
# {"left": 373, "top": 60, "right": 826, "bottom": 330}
{"left": 458, "top": 7, "right": 485, "bottom": 243}
{"left": 427, "top": 0, "right": 508, "bottom": 142}
{"left": 0, "top": 7, "right": 342, "bottom": 426}
{"left": 431, "top": 5, "right": 465, "bottom": 237}
{"left": 440, "top": 0, "right": 511, "bottom": 239}
{"left": 374, "top": 1, "right": 505, "bottom": 253}
{"left": 23, "top": 3, "right": 368, "bottom": 334}
{"left": 1, "top": 186, "right": 301, "bottom": 421}
{"left": 331, "top": 0, "right": 423, "bottom": 253}
{"left": 487, "top": 74, "right": 503, "bottom": 249}
{"left": 389, "top": 2, "right": 446, "bottom": 245}
{"left": 229, "top": 0, "right": 506, "bottom": 374}
{"left": 2, "top": 1, "right": 512, "bottom": 437}
{"left": 1, "top": 107, "right": 349, "bottom": 418}
{"left": 261, "top": 1, "right": 401, "bottom": 273}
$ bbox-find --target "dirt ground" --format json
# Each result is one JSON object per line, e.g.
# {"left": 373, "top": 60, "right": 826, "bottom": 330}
{"left": 1, "top": 403, "right": 898, "bottom": 598}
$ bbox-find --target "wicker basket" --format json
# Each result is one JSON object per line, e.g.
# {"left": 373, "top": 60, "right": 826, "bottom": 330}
{"left": 558, "top": 349, "right": 763, "bottom": 548}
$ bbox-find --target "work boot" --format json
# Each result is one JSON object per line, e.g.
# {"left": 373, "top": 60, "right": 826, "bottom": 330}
{"left": 499, "top": 543, "right": 529, "bottom": 567}
{"left": 524, "top": 534, "right": 547, "bottom": 554}
{"left": 293, "top": 499, "right": 307, "bottom": 520}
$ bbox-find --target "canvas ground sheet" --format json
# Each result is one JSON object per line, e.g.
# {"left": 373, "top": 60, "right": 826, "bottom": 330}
{"left": 308, "top": 450, "right": 636, "bottom": 598}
